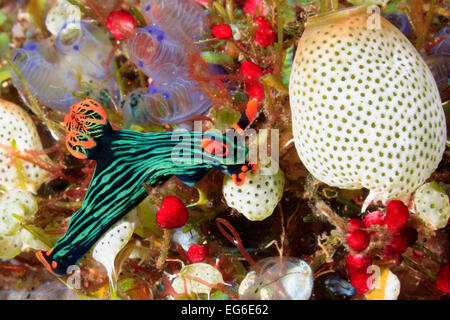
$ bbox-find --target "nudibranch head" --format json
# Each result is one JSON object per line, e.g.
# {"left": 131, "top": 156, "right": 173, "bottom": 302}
{"left": 200, "top": 98, "right": 259, "bottom": 185}
{"left": 64, "top": 99, "right": 108, "bottom": 159}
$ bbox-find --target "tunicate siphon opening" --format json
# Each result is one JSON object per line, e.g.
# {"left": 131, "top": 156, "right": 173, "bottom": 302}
{"left": 307, "top": 5, "right": 370, "bottom": 28}
{"left": 57, "top": 22, "right": 85, "bottom": 53}
{"left": 132, "top": 29, "right": 156, "bottom": 67}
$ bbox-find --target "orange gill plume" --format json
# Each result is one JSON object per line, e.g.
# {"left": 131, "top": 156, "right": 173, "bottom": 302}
{"left": 64, "top": 99, "right": 108, "bottom": 159}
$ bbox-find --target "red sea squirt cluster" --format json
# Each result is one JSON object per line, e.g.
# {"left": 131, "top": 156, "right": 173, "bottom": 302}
{"left": 383, "top": 235, "right": 407, "bottom": 259}
{"left": 239, "top": 61, "right": 265, "bottom": 100}
{"left": 345, "top": 200, "right": 413, "bottom": 293}
{"left": 347, "top": 230, "right": 370, "bottom": 252}
{"left": 346, "top": 253, "right": 373, "bottom": 294}
{"left": 362, "top": 211, "right": 384, "bottom": 231}
{"left": 346, "top": 219, "right": 369, "bottom": 252}
{"left": 347, "top": 219, "right": 363, "bottom": 233}
{"left": 239, "top": 61, "right": 263, "bottom": 82}
{"left": 346, "top": 254, "right": 372, "bottom": 274}
{"left": 384, "top": 200, "right": 410, "bottom": 235}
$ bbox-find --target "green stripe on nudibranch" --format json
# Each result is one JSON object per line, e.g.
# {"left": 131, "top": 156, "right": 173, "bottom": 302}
{"left": 36, "top": 98, "right": 258, "bottom": 275}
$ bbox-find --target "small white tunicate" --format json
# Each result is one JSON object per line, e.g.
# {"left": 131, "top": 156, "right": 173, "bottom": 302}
{"left": 239, "top": 257, "right": 314, "bottom": 300}
{"left": 222, "top": 160, "right": 285, "bottom": 221}
{"left": 366, "top": 267, "right": 400, "bottom": 300}
{"left": 0, "top": 99, "right": 50, "bottom": 192}
{"left": 172, "top": 262, "right": 224, "bottom": 295}
{"left": 45, "top": 0, "right": 81, "bottom": 36}
{"left": 0, "top": 189, "right": 47, "bottom": 257}
{"left": 171, "top": 227, "right": 200, "bottom": 252}
{"left": 413, "top": 182, "right": 450, "bottom": 230}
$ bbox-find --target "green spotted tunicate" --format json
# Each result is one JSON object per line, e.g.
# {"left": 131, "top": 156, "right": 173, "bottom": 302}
{"left": 413, "top": 182, "right": 450, "bottom": 230}
{"left": 289, "top": 6, "right": 446, "bottom": 208}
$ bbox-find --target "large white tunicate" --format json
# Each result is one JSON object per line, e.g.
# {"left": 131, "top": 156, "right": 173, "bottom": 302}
{"left": 289, "top": 6, "right": 446, "bottom": 209}
{"left": 0, "top": 189, "right": 38, "bottom": 237}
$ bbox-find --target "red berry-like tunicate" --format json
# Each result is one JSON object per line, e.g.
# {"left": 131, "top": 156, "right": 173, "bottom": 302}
{"left": 349, "top": 271, "right": 372, "bottom": 294}
{"left": 347, "top": 219, "right": 363, "bottom": 233}
{"left": 362, "top": 211, "right": 385, "bottom": 229}
{"left": 156, "top": 196, "right": 189, "bottom": 229}
{"left": 106, "top": 9, "right": 136, "bottom": 40}
{"left": 239, "top": 61, "right": 263, "bottom": 82}
{"left": 243, "top": 0, "right": 269, "bottom": 16}
{"left": 384, "top": 200, "right": 409, "bottom": 234}
{"left": 436, "top": 263, "right": 450, "bottom": 294}
{"left": 254, "top": 16, "right": 276, "bottom": 47}
{"left": 187, "top": 244, "right": 207, "bottom": 263}
{"left": 383, "top": 235, "right": 407, "bottom": 259}
{"left": 254, "top": 16, "right": 271, "bottom": 28}
{"left": 346, "top": 253, "right": 372, "bottom": 275}
{"left": 212, "top": 24, "right": 233, "bottom": 39}
{"left": 245, "top": 81, "right": 265, "bottom": 101}
{"left": 239, "top": 61, "right": 265, "bottom": 100}
{"left": 347, "top": 230, "right": 370, "bottom": 252}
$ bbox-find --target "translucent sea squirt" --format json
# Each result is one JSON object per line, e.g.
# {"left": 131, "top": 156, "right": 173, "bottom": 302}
{"left": 238, "top": 257, "right": 314, "bottom": 300}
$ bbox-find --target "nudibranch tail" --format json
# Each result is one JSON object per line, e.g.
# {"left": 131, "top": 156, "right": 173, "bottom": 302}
{"left": 232, "top": 98, "right": 258, "bottom": 136}
{"left": 35, "top": 249, "right": 67, "bottom": 276}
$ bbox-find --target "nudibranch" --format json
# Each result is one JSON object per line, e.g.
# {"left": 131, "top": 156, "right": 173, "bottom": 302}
{"left": 36, "top": 98, "right": 258, "bottom": 275}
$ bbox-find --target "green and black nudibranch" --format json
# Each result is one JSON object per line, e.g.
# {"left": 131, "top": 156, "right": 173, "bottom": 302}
{"left": 36, "top": 98, "right": 258, "bottom": 275}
